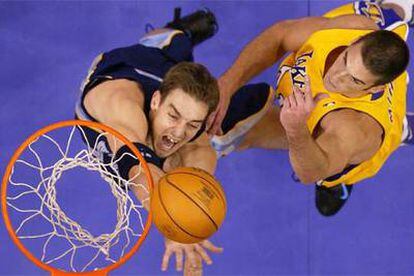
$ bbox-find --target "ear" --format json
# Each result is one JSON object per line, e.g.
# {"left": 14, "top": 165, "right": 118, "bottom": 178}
{"left": 365, "top": 84, "right": 385, "bottom": 94}
{"left": 150, "top": 90, "right": 161, "bottom": 111}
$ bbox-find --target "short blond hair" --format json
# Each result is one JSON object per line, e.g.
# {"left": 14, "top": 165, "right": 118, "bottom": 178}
{"left": 159, "top": 62, "right": 219, "bottom": 115}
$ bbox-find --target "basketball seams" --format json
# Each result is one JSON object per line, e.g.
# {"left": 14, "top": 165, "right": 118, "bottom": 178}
{"left": 165, "top": 176, "right": 219, "bottom": 230}
{"left": 157, "top": 179, "right": 209, "bottom": 240}
{"left": 166, "top": 171, "right": 226, "bottom": 205}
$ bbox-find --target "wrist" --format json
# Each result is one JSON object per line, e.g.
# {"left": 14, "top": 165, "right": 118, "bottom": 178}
{"left": 285, "top": 124, "right": 310, "bottom": 141}
{"left": 219, "top": 73, "right": 242, "bottom": 97}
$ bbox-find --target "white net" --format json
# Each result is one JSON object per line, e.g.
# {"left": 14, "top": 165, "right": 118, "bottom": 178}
{"left": 5, "top": 124, "right": 150, "bottom": 272}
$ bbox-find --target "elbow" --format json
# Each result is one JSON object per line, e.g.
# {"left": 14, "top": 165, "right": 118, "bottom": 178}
{"left": 298, "top": 176, "right": 318, "bottom": 185}
{"left": 294, "top": 171, "right": 323, "bottom": 185}
{"left": 291, "top": 155, "right": 332, "bottom": 185}
{"left": 277, "top": 19, "right": 295, "bottom": 28}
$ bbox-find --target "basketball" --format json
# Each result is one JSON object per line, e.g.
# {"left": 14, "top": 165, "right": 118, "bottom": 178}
{"left": 151, "top": 167, "right": 226, "bottom": 244}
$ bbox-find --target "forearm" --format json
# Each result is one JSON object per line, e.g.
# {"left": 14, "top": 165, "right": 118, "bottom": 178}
{"left": 129, "top": 163, "right": 164, "bottom": 210}
{"left": 286, "top": 127, "right": 329, "bottom": 184}
{"left": 221, "top": 22, "right": 288, "bottom": 96}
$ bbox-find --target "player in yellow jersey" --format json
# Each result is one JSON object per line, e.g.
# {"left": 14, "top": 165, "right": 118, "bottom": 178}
{"left": 208, "top": 0, "right": 413, "bottom": 216}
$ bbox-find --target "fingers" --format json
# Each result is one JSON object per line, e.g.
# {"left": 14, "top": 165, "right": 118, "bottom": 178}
{"left": 161, "top": 246, "right": 185, "bottom": 272}
{"left": 195, "top": 244, "right": 212, "bottom": 265}
{"left": 184, "top": 246, "right": 198, "bottom": 268}
{"left": 184, "top": 255, "right": 203, "bottom": 276}
{"left": 292, "top": 76, "right": 326, "bottom": 109}
{"left": 161, "top": 249, "right": 172, "bottom": 271}
{"left": 207, "top": 89, "right": 231, "bottom": 135}
{"left": 207, "top": 112, "right": 222, "bottom": 135}
{"left": 303, "top": 76, "right": 313, "bottom": 102}
{"left": 162, "top": 241, "right": 221, "bottom": 273}
{"left": 211, "top": 119, "right": 222, "bottom": 136}
{"left": 292, "top": 85, "right": 304, "bottom": 106}
{"left": 283, "top": 94, "right": 291, "bottom": 109}
{"left": 206, "top": 110, "right": 217, "bottom": 131}
{"left": 289, "top": 88, "right": 299, "bottom": 107}
{"left": 201, "top": 240, "right": 223, "bottom": 253}
{"left": 175, "top": 249, "right": 184, "bottom": 271}
{"left": 210, "top": 118, "right": 225, "bottom": 136}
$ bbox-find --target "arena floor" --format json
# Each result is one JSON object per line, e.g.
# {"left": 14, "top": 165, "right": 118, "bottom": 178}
{"left": 1, "top": 1, "right": 414, "bottom": 275}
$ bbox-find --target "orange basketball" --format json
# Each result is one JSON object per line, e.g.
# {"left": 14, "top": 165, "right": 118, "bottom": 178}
{"left": 151, "top": 167, "right": 226, "bottom": 244}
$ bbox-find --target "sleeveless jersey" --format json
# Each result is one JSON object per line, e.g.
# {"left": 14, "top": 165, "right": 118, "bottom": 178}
{"left": 275, "top": 23, "right": 408, "bottom": 187}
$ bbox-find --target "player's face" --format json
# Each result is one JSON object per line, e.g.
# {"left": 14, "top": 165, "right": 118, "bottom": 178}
{"left": 150, "top": 88, "right": 209, "bottom": 158}
{"left": 323, "top": 42, "right": 381, "bottom": 97}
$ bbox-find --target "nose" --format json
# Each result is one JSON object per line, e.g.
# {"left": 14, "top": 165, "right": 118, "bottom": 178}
{"left": 171, "top": 122, "right": 186, "bottom": 139}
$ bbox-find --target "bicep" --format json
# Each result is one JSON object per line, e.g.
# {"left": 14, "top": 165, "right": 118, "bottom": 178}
{"left": 112, "top": 105, "right": 148, "bottom": 142}
{"left": 314, "top": 130, "right": 353, "bottom": 178}
{"left": 315, "top": 121, "right": 377, "bottom": 178}
{"left": 84, "top": 79, "right": 148, "bottom": 150}
{"left": 100, "top": 101, "right": 148, "bottom": 153}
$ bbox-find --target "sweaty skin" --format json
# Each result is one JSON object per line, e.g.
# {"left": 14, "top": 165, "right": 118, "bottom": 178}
{"left": 214, "top": 14, "right": 386, "bottom": 183}
{"left": 84, "top": 77, "right": 221, "bottom": 273}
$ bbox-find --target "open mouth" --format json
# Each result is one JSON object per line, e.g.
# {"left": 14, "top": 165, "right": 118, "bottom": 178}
{"left": 160, "top": 135, "right": 179, "bottom": 151}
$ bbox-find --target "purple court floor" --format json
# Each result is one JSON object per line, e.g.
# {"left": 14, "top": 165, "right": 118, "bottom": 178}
{"left": 1, "top": 1, "right": 414, "bottom": 275}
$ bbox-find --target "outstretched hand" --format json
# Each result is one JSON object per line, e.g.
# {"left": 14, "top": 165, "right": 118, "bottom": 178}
{"left": 161, "top": 238, "right": 223, "bottom": 272}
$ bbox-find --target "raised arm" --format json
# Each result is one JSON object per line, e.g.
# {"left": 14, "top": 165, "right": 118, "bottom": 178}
{"left": 84, "top": 79, "right": 157, "bottom": 208}
{"left": 208, "top": 14, "right": 378, "bottom": 134}
{"left": 161, "top": 132, "right": 221, "bottom": 274}
{"left": 220, "top": 15, "right": 378, "bottom": 95}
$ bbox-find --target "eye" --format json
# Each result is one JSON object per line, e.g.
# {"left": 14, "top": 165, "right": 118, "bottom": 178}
{"left": 169, "top": 113, "right": 178, "bottom": 120}
{"left": 352, "top": 77, "right": 363, "bottom": 85}
{"left": 189, "top": 124, "right": 200, "bottom": 130}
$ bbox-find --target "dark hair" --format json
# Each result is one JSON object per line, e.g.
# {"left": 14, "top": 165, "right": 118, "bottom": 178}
{"left": 356, "top": 30, "right": 409, "bottom": 85}
{"left": 159, "top": 62, "right": 219, "bottom": 115}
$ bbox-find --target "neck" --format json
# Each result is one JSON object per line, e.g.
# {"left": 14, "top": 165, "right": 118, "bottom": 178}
{"left": 323, "top": 46, "right": 347, "bottom": 78}
{"left": 340, "top": 90, "right": 368, "bottom": 98}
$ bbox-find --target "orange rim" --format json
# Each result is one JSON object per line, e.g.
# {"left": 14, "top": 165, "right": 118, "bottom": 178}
{"left": 1, "top": 120, "right": 153, "bottom": 275}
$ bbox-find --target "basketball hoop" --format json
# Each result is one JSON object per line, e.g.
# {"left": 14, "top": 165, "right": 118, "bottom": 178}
{"left": 2, "top": 120, "right": 153, "bottom": 275}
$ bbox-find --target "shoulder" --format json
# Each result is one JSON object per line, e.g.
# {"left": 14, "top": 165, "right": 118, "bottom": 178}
{"left": 85, "top": 79, "right": 145, "bottom": 108}
{"left": 322, "top": 109, "right": 382, "bottom": 135}
{"left": 84, "top": 79, "right": 149, "bottom": 143}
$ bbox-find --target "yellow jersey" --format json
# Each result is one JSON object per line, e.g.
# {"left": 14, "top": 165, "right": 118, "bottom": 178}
{"left": 275, "top": 24, "right": 409, "bottom": 187}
